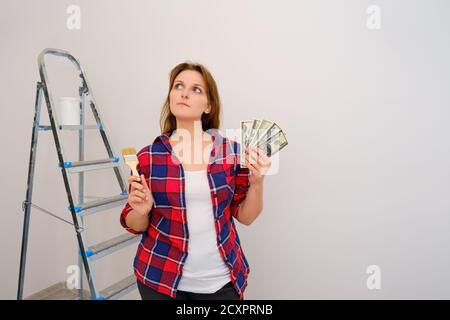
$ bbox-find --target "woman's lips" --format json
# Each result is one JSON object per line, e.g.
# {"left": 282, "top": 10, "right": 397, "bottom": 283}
{"left": 177, "top": 102, "right": 190, "bottom": 107}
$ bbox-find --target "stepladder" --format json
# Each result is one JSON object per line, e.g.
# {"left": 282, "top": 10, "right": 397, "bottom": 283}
{"left": 18, "top": 48, "right": 139, "bottom": 300}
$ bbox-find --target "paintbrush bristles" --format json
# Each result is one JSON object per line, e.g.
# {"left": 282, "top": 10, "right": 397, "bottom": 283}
{"left": 121, "top": 147, "right": 139, "bottom": 177}
{"left": 121, "top": 147, "right": 137, "bottom": 156}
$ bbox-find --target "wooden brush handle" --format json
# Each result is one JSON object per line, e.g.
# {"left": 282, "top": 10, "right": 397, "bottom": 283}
{"left": 126, "top": 161, "right": 139, "bottom": 177}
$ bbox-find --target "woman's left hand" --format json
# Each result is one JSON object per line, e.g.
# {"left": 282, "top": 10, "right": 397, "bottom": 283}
{"left": 244, "top": 146, "right": 272, "bottom": 187}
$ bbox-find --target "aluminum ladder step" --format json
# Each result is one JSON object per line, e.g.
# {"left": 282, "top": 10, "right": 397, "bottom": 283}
{"left": 71, "top": 194, "right": 128, "bottom": 217}
{"left": 38, "top": 124, "right": 101, "bottom": 131}
{"left": 97, "top": 275, "right": 137, "bottom": 300}
{"left": 86, "top": 233, "right": 140, "bottom": 261}
{"left": 60, "top": 157, "right": 120, "bottom": 173}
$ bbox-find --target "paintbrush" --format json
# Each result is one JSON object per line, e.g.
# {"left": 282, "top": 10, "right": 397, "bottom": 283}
{"left": 121, "top": 147, "right": 139, "bottom": 177}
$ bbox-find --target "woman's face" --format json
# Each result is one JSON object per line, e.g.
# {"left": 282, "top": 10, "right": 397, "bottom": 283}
{"left": 169, "top": 70, "right": 211, "bottom": 122}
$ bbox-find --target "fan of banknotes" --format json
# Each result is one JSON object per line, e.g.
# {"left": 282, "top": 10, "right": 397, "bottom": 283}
{"left": 240, "top": 119, "right": 288, "bottom": 167}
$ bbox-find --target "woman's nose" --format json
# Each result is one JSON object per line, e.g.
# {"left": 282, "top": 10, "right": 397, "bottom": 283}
{"left": 181, "top": 89, "right": 190, "bottom": 99}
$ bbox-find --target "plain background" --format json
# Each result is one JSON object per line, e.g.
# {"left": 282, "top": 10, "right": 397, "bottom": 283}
{"left": 1, "top": 0, "right": 450, "bottom": 299}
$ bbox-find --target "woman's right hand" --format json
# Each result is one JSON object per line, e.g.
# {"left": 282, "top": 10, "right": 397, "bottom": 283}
{"left": 127, "top": 174, "right": 154, "bottom": 216}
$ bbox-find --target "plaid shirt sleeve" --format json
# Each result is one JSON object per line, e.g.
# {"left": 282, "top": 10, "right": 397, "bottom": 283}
{"left": 120, "top": 148, "right": 152, "bottom": 234}
{"left": 120, "top": 174, "right": 145, "bottom": 235}
{"left": 230, "top": 164, "right": 250, "bottom": 219}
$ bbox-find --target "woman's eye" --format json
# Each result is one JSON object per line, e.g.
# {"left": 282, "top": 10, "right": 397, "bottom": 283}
{"left": 173, "top": 83, "right": 201, "bottom": 93}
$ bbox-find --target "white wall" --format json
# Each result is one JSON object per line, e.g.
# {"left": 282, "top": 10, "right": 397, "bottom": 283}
{"left": 1, "top": 0, "right": 450, "bottom": 299}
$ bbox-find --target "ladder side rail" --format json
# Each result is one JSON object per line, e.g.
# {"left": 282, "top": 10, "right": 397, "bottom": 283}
{"left": 17, "top": 82, "right": 44, "bottom": 300}
{"left": 77, "top": 85, "right": 86, "bottom": 299}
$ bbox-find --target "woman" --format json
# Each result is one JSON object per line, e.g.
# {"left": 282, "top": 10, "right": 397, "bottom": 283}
{"left": 120, "top": 62, "right": 271, "bottom": 300}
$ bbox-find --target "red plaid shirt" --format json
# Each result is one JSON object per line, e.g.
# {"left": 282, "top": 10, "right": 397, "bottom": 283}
{"left": 120, "top": 130, "right": 251, "bottom": 299}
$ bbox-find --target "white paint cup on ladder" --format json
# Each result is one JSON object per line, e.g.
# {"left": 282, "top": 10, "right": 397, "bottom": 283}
{"left": 59, "top": 97, "right": 80, "bottom": 125}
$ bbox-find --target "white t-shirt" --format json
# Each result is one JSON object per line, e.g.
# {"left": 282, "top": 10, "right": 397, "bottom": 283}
{"left": 177, "top": 169, "right": 231, "bottom": 293}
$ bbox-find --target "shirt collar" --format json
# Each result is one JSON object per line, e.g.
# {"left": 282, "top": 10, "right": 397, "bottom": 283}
{"left": 154, "top": 128, "right": 225, "bottom": 162}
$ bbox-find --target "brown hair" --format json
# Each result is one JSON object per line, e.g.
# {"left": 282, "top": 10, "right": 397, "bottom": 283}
{"left": 160, "top": 62, "right": 221, "bottom": 134}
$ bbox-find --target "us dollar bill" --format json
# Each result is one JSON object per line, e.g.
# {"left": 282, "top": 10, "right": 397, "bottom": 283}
{"left": 239, "top": 119, "right": 288, "bottom": 168}
{"left": 257, "top": 129, "right": 288, "bottom": 157}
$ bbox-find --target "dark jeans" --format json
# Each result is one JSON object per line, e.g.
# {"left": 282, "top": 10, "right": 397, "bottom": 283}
{"left": 137, "top": 280, "right": 241, "bottom": 300}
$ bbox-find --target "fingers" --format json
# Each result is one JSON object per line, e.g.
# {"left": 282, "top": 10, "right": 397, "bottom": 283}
{"left": 251, "top": 146, "right": 271, "bottom": 165}
{"left": 244, "top": 158, "right": 257, "bottom": 174}
{"left": 254, "top": 147, "right": 271, "bottom": 164}
{"left": 129, "top": 184, "right": 149, "bottom": 204}
{"left": 128, "top": 175, "right": 141, "bottom": 185}
{"left": 128, "top": 175, "right": 151, "bottom": 192}
{"left": 128, "top": 174, "right": 151, "bottom": 204}
{"left": 133, "top": 189, "right": 148, "bottom": 200}
{"left": 244, "top": 152, "right": 258, "bottom": 175}
{"left": 129, "top": 195, "right": 145, "bottom": 204}
{"left": 140, "top": 174, "right": 150, "bottom": 191}
{"left": 130, "top": 181, "right": 144, "bottom": 192}
{"left": 245, "top": 146, "right": 273, "bottom": 176}
{"left": 245, "top": 146, "right": 271, "bottom": 169}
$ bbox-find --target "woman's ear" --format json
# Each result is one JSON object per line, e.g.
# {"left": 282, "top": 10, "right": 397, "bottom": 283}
{"left": 205, "top": 104, "right": 211, "bottom": 114}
